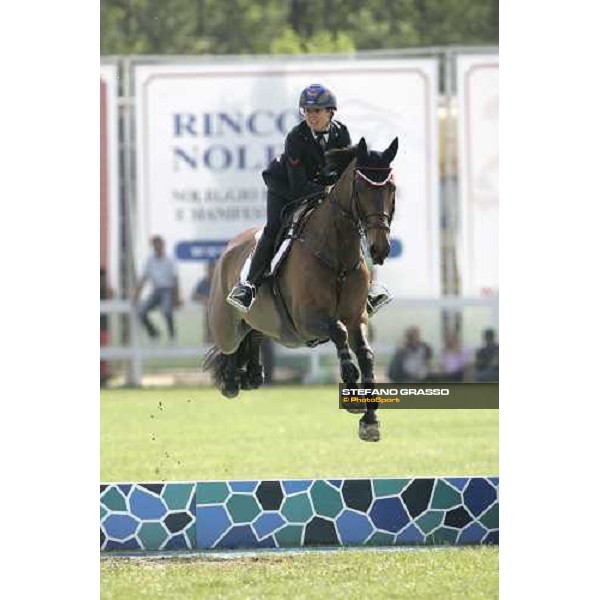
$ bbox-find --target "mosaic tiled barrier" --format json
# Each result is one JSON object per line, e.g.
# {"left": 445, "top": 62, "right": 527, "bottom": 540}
{"left": 100, "top": 477, "right": 498, "bottom": 551}
{"left": 100, "top": 483, "right": 196, "bottom": 551}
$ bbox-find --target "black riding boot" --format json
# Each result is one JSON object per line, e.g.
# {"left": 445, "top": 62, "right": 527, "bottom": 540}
{"left": 227, "top": 234, "right": 275, "bottom": 313}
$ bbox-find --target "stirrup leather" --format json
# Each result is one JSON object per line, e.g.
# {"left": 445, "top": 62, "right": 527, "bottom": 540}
{"left": 226, "top": 282, "right": 257, "bottom": 313}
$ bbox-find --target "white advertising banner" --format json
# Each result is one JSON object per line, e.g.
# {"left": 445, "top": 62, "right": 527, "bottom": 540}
{"left": 135, "top": 60, "right": 439, "bottom": 297}
{"left": 457, "top": 54, "right": 499, "bottom": 296}
{"left": 100, "top": 64, "right": 120, "bottom": 294}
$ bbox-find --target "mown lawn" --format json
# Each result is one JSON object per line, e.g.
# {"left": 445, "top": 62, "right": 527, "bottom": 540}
{"left": 101, "top": 547, "right": 498, "bottom": 600}
{"left": 100, "top": 386, "right": 498, "bottom": 481}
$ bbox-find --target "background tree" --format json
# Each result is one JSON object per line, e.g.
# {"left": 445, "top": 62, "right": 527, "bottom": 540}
{"left": 101, "top": 0, "right": 498, "bottom": 56}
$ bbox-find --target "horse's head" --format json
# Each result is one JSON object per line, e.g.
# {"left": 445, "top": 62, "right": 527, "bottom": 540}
{"left": 354, "top": 137, "right": 398, "bottom": 265}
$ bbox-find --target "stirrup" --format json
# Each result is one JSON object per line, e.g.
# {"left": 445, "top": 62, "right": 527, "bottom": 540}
{"left": 367, "top": 291, "right": 393, "bottom": 316}
{"left": 226, "top": 282, "right": 256, "bottom": 314}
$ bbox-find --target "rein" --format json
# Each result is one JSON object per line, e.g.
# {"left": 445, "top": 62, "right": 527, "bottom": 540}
{"left": 329, "top": 167, "right": 395, "bottom": 235}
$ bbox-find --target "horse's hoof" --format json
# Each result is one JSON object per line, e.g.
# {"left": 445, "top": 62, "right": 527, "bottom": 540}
{"left": 341, "top": 360, "right": 360, "bottom": 384}
{"left": 220, "top": 383, "right": 240, "bottom": 398}
{"left": 359, "top": 420, "right": 381, "bottom": 442}
{"left": 345, "top": 406, "right": 367, "bottom": 414}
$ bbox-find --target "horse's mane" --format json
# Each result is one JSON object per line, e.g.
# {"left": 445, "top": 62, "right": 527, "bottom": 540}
{"left": 324, "top": 145, "right": 357, "bottom": 176}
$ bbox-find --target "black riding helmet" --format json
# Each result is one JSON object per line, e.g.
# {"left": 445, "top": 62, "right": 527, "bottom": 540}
{"left": 299, "top": 84, "right": 337, "bottom": 111}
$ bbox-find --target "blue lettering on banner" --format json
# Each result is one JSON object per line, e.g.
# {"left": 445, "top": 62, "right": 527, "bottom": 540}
{"left": 389, "top": 238, "right": 403, "bottom": 258}
{"left": 176, "top": 241, "right": 228, "bottom": 261}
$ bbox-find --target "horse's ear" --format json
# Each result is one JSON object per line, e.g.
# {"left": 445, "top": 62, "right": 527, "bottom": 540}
{"left": 382, "top": 137, "right": 399, "bottom": 164}
{"left": 357, "top": 137, "right": 368, "bottom": 162}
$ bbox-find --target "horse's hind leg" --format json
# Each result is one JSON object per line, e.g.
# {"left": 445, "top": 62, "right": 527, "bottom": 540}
{"left": 221, "top": 352, "right": 241, "bottom": 398}
{"left": 349, "top": 322, "right": 381, "bottom": 442}
{"left": 240, "top": 330, "right": 265, "bottom": 390}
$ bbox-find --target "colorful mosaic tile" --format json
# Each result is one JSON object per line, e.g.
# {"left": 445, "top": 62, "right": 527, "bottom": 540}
{"left": 100, "top": 482, "right": 195, "bottom": 551}
{"left": 101, "top": 477, "right": 499, "bottom": 551}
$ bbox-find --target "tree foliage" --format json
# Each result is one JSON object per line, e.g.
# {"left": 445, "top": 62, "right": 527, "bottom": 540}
{"left": 101, "top": 0, "right": 498, "bottom": 56}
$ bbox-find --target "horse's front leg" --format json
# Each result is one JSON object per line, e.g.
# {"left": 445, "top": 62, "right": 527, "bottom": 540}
{"left": 329, "top": 319, "right": 360, "bottom": 385}
{"left": 349, "top": 321, "right": 381, "bottom": 442}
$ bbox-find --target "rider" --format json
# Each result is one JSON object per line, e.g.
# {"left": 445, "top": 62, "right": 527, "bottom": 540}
{"left": 227, "top": 83, "right": 391, "bottom": 315}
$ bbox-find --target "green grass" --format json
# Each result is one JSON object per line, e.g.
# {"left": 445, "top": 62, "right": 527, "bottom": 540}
{"left": 101, "top": 386, "right": 498, "bottom": 599}
{"left": 100, "top": 386, "right": 498, "bottom": 481}
{"left": 101, "top": 548, "right": 499, "bottom": 600}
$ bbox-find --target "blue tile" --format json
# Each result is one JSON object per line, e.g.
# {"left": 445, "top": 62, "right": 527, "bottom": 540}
{"left": 369, "top": 497, "right": 410, "bottom": 533}
{"left": 118, "top": 484, "right": 132, "bottom": 496}
{"left": 196, "top": 505, "right": 232, "bottom": 549}
{"left": 164, "top": 533, "right": 189, "bottom": 550}
{"left": 217, "top": 525, "right": 259, "bottom": 549}
{"left": 104, "top": 538, "right": 141, "bottom": 551}
{"left": 488, "top": 477, "right": 499, "bottom": 488}
{"left": 464, "top": 479, "right": 497, "bottom": 517}
{"left": 458, "top": 522, "right": 487, "bottom": 544}
{"left": 336, "top": 510, "right": 373, "bottom": 545}
{"left": 328, "top": 480, "right": 343, "bottom": 489}
{"left": 103, "top": 514, "right": 139, "bottom": 541}
{"left": 396, "top": 524, "right": 424, "bottom": 544}
{"left": 283, "top": 480, "right": 312, "bottom": 495}
{"left": 483, "top": 530, "right": 499, "bottom": 545}
{"left": 445, "top": 477, "right": 469, "bottom": 491}
{"left": 257, "top": 535, "right": 276, "bottom": 548}
{"left": 230, "top": 481, "right": 258, "bottom": 493}
{"left": 253, "top": 512, "right": 286, "bottom": 539}
{"left": 129, "top": 488, "right": 168, "bottom": 520}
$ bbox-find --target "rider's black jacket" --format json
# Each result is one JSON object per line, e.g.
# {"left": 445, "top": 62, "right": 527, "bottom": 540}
{"left": 262, "top": 120, "right": 351, "bottom": 200}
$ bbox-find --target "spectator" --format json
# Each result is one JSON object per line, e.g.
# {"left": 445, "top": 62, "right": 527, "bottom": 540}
{"left": 475, "top": 328, "right": 499, "bottom": 382}
{"left": 435, "top": 331, "right": 470, "bottom": 382}
{"left": 387, "top": 326, "right": 432, "bottom": 382}
{"left": 133, "top": 236, "right": 181, "bottom": 341}
{"left": 192, "top": 261, "right": 217, "bottom": 344}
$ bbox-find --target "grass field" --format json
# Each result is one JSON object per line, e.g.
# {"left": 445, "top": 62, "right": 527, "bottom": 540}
{"left": 100, "top": 385, "right": 499, "bottom": 599}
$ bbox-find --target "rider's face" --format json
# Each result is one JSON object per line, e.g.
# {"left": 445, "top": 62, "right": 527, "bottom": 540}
{"left": 303, "top": 107, "right": 332, "bottom": 132}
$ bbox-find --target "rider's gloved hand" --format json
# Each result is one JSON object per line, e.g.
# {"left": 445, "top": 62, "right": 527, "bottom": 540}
{"left": 319, "top": 170, "right": 338, "bottom": 186}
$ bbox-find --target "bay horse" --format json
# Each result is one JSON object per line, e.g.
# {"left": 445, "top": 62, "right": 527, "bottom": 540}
{"left": 203, "top": 137, "right": 398, "bottom": 442}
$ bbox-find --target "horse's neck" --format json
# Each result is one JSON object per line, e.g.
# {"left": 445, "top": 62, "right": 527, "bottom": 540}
{"left": 302, "top": 167, "right": 362, "bottom": 269}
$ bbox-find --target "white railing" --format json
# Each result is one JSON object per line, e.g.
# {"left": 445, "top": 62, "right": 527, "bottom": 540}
{"left": 101, "top": 296, "right": 498, "bottom": 386}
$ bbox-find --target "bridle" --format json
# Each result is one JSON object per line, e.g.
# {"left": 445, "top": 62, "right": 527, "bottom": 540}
{"left": 330, "top": 166, "right": 395, "bottom": 235}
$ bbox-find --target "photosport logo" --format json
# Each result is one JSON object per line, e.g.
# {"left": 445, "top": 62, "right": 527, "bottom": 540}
{"left": 338, "top": 383, "right": 499, "bottom": 409}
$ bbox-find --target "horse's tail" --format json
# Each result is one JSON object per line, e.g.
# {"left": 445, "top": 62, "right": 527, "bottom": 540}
{"left": 202, "top": 345, "right": 228, "bottom": 387}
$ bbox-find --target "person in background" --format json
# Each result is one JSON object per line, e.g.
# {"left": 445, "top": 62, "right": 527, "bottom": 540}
{"left": 192, "top": 261, "right": 217, "bottom": 344}
{"left": 133, "top": 235, "right": 181, "bottom": 341}
{"left": 387, "top": 326, "right": 432, "bottom": 383}
{"left": 436, "top": 331, "right": 470, "bottom": 382}
{"left": 475, "top": 328, "right": 499, "bottom": 382}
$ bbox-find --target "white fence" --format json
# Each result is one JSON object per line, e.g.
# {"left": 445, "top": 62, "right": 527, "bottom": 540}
{"left": 100, "top": 295, "right": 498, "bottom": 386}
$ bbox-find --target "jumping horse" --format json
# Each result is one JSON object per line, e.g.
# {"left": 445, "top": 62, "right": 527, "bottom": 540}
{"left": 203, "top": 137, "right": 398, "bottom": 442}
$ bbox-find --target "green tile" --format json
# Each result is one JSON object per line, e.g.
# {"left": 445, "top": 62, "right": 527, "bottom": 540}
{"left": 373, "top": 479, "right": 411, "bottom": 497}
{"left": 138, "top": 522, "right": 169, "bottom": 550}
{"left": 310, "top": 481, "right": 343, "bottom": 519}
{"left": 431, "top": 479, "right": 462, "bottom": 510}
{"left": 100, "top": 506, "right": 108, "bottom": 521}
{"left": 426, "top": 527, "right": 459, "bottom": 545}
{"left": 101, "top": 487, "right": 127, "bottom": 512}
{"left": 197, "top": 482, "right": 229, "bottom": 505}
{"left": 416, "top": 510, "right": 444, "bottom": 534}
{"left": 226, "top": 494, "right": 261, "bottom": 523}
{"left": 479, "top": 502, "right": 499, "bottom": 530}
{"left": 282, "top": 493, "right": 313, "bottom": 524}
{"left": 163, "top": 483, "right": 195, "bottom": 510}
{"left": 365, "top": 531, "right": 395, "bottom": 546}
{"left": 274, "top": 525, "right": 304, "bottom": 547}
